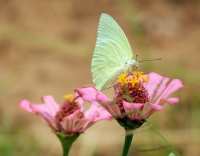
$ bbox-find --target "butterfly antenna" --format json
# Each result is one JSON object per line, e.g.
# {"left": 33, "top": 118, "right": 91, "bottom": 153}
{"left": 136, "top": 54, "right": 139, "bottom": 61}
{"left": 138, "top": 57, "right": 162, "bottom": 63}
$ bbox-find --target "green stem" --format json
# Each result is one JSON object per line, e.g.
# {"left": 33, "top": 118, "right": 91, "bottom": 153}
{"left": 57, "top": 133, "right": 79, "bottom": 156}
{"left": 121, "top": 131, "right": 133, "bottom": 156}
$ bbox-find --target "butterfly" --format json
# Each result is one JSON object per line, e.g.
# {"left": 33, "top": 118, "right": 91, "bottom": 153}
{"left": 91, "top": 13, "right": 138, "bottom": 90}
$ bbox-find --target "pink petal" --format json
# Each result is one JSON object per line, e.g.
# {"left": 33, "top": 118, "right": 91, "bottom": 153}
{"left": 20, "top": 100, "right": 34, "bottom": 112}
{"left": 150, "top": 104, "right": 163, "bottom": 110}
{"left": 143, "top": 104, "right": 163, "bottom": 119}
{"left": 145, "top": 73, "right": 183, "bottom": 105}
{"left": 85, "top": 101, "right": 112, "bottom": 121}
{"left": 19, "top": 96, "right": 60, "bottom": 130}
{"left": 100, "top": 101, "right": 122, "bottom": 118}
{"left": 41, "top": 96, "right": 60, "bottom": 116}
{"left": 61, "top": 117, "right": 73, "bottom": 132}
{"left": 96, "top": 92, "right": 109, "bottom": 103}
{"left": 20, "top": 99, "right": 56, "bottom": 118}
{"left": 122, "top": 101, "right": 144, "bottom": 120}
{"left": 75, "top": 87, "right": 98, "bottom": 102}
{"left": 61, "top": 111, "right": 90, "bottom": 133}
{"left": 154, "top": 79, "right": 183, "bottom": 105}
{"left": 123, "top": 101, "right": 144, "bottom": 110}
{"left": 160, "top": 79, "right": 183, "bottom": 98}
{"left": 75, "top": 97, "right": 84, "bottom": 111}
{"left": 144, "top": 72, "right": 164, "bottom": 100}
{"left": 165, "top": 97, "right": 179, "bottom": 105}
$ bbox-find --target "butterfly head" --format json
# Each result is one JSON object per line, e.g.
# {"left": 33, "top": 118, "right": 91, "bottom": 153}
{"left": 125, "top": 59, "right": 139, "bottom": 70}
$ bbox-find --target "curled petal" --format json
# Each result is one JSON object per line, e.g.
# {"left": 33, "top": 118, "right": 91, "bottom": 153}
{"left": 61, "top": 111, "right": 90, "bottom": 133}
{"left": 122, "top": 101, "right": 144, "bottom": 120}
{"left": 20, "top": 97, "right": 59, "bottom": 117}
{"left": 75, "top": 97, "right": 84, "bottom": 111}
{"left": 145, "top": 73, "right": 183, "bottom": 104}
{"left": 75, "top": 87, "right": 98, "bottom": 102}
{"left": 123, "top": 101, "right": 144, "bottom": 110}
{"left": 41, "top": 96, "right": 60, "bottom": 116}
{"left": 160, "top": 79, "right": 183, "bottom": 98}
{"left": 143, "top": 103, "right": 164, "bottom": 119}
{"left": 75, "top": 87, "right": 111, "bottom": 120}
{"left": 154, "top": 79, "right": 183, "bottom": 106}
{"left": 20, "top": 100, "right": 34, "bottom": 113}
{"left": 96, "top": 92, "right": 109, "bottom": 103}
{"left": 150, "top": 104, "right": 164, "bottom": 111}
{"left": 20, "top": 96, "right": 59, "bottom": 130}
{"left": 100, "top": 101, "right": 122, "bottom": 118}
{"left": 144, "top": 72, "right": 164, "bottom": 100}
{"left": 165, "top": 97, "right": 179, "bottom": 105}
{"left": 85, "top": 101, "right": 112, "bottom": 121}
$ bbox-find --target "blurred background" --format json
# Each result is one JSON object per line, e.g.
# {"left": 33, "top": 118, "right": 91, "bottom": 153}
{"left": 0, "top": 0, "right": 199, "bottom": 156}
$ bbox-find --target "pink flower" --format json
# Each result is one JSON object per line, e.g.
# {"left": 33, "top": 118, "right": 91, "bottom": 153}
{"left": 96, "top": 72, "right": 183, "bottom": 129}
{"left": 20, "top": 88, "right": 111, "bottom": 135}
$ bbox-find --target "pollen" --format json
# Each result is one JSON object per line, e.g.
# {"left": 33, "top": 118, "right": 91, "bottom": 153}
{"left": 117, "top": 73, "right": 127, "bottom": 84}
{"left": 64, "top": 94, "right": 75, "bottom": 103}
{"left": 115, "top": 71, "right": 149, "bottom": 107}
{"left": 117, "top": 71, "right": 148, "bottom": 87}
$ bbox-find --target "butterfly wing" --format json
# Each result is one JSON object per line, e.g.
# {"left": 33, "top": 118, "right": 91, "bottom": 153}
{"left": 91, "top": 13, "right": 136, "bottom": 90}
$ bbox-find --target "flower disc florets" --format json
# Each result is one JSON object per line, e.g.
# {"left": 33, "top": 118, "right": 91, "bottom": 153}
{"left": 114, "top": 71, "right": 149, "bottom": 129}
{"left": 55, "top": 94, "right": 83, "bottom": 123}
{"left": 115, "top": 71, "right": 149, "bottom": 104}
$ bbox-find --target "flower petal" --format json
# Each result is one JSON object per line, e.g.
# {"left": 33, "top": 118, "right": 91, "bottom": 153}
{"left": 75, "top": 87, "right": 98, "bottom": 102}
{"left": 160, "top": 79, "right": 183, "bottom": 98}
{"left": 122, "top": 101, "right": 144, "bottom": 120}
{"left": 99, "top": 101, "right": 122, "bottom": 118}
{"left": 41, "top": 96, "right": 60, "bottom": 116}
{"left": 20, "top": 99, "right": 34, "bottom": 113}
{"left": 145, "top": 72, "right": 183, "bottom": 105}
{"left": 165, "top": 97, "right": 179, "bottom": 105}
{"left": 154, "top": 79, "right": 183, "bottom": 105}
{"left": 85, "top": 101, "right": 112, "bottom": 121}
{"left": 123, "top": 101, "right": 144, "bottom": 110}
{"left": 20, "top": 96, "right": 60, "bottom": 130}
{"left": 61, "top": 111, "right": 90, "bottom": 133}
{"left": 142, "top": 104, "right": 164, "bottom": 119}
{"left": 150, "top": 104, "right": 164, "bottom": 110}
{"left": 144, "top": 72, "right": 164, "bottom": 100}
{"left": 96, "top": 91, "right": 109, "bottom": 103}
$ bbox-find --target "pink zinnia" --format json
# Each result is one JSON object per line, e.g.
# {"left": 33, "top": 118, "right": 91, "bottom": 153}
{"left": 20, "top": 89, "right": 111, "bottom": 135}
{"left": 77, "top": 72, "right": 183, "bottom": 130}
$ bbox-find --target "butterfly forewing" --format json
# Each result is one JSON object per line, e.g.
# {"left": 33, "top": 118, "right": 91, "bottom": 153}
{"left": 92, "top": 13, "right": 135, "bottom": 90}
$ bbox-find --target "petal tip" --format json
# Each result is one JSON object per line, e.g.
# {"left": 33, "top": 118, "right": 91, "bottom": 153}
{"left": 19, "top": 99, "right": 32, "bottom": 112}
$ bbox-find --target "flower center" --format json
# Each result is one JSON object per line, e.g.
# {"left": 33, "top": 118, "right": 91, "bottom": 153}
{"left": 55, "top": 95, "right": 81, "bottom": 122}
{"left": 64, "top": 94, "right": 75, "bottom": 103}
{"left": 115, "top": 71, "right": 149, "bottom": 104}
{"left": 117, "top": 71, "right": 148, "bottom": 87}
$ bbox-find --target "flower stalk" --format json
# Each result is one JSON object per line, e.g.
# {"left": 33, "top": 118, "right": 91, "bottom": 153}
{"left": 57, "top": 133, "right": 79, "bottom": 156}
{"left": 122, "top": 131, "right": 133, "bottom": 156}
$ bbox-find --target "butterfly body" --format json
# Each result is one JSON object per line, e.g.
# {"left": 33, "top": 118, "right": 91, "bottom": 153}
{"left": 91, "top": 13, "right": 137, "bottom": 90}
{"left": 116, "top": 59, "right": 139, "bottom": 76}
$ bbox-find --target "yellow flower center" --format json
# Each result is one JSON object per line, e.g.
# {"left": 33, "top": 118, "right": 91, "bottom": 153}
{"left": 64, "top": 94, "right": 75, "bottom": 103}
{"left": 117, "top": 71, "right": 148, "bottom": 87}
